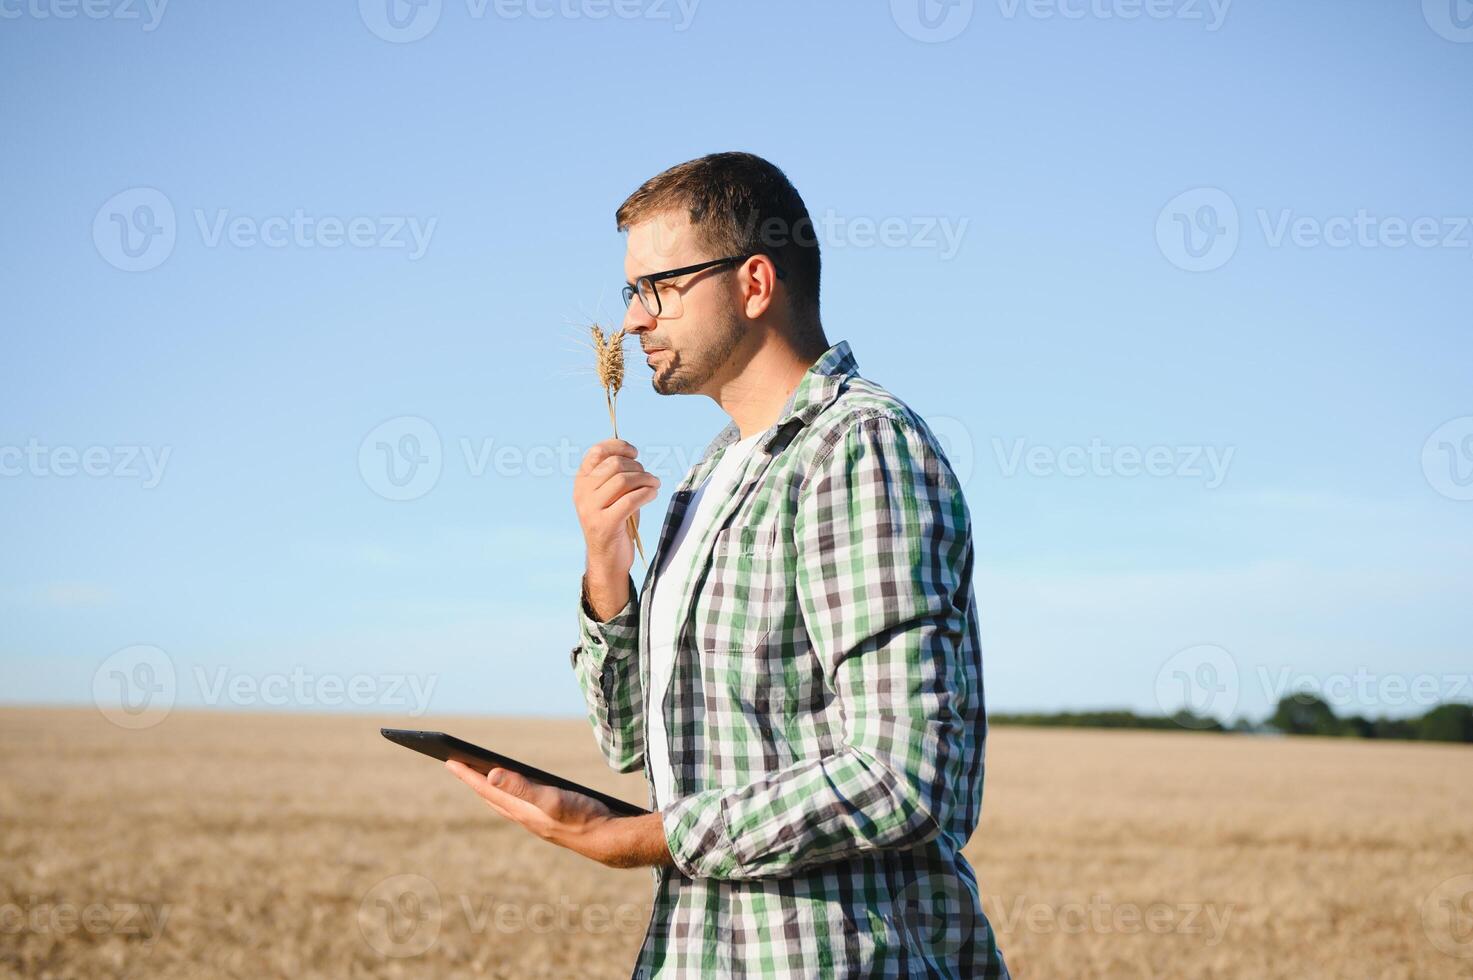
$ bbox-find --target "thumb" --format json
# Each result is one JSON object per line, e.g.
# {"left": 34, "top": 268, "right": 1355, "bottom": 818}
{"left": 486, "top": 767, "right": 529, "bottom": 799}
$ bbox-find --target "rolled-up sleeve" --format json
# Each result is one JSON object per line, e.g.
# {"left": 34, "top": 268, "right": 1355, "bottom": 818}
{"left": 570, "top": 572, "right": 645, "bottom": 774}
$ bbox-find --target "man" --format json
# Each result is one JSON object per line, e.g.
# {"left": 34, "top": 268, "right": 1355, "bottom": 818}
{"left": 446, "top": 152, "right": 1009, "bottom": 978}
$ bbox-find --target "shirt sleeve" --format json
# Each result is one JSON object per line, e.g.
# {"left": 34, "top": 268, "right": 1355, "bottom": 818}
{"left": 659, "top": 413, "right": 982, "bottom": 879}
{"left": 569, "top": 571, "right": 646, "bottom": 774}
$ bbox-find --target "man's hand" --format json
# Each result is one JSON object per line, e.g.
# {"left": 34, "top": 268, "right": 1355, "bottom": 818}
{"left": 445, "top": 760, "right": 672, "bottom": 870}
{"left": 573, "top": 438, "right": 659, "bottom": 620}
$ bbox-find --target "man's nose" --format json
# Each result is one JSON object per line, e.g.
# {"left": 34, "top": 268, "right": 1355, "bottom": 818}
{"left": 622, "top": 301, "right": 656, "bottom": 335}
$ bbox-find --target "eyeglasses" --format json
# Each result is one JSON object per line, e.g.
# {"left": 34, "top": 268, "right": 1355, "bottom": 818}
{"left": 621, "top": 254, "right": 786, "bottom": 318}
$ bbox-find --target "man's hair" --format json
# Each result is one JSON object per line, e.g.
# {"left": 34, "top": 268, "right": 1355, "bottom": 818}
{"left": 615, "top": 151, "right": 822, "bottom": 331}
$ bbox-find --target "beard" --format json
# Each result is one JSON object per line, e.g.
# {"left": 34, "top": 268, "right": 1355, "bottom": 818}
{"left": 649, "top": 306, "right": 744, "bottom": 396}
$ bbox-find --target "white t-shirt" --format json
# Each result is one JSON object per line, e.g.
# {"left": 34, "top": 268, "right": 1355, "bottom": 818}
{"left": 646, "top": 430, "right": 766, "bottom": 808}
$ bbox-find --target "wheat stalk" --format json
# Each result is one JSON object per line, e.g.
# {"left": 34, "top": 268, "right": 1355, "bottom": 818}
{"left": 591, "top": 324, "right": 646, "bottom": 565}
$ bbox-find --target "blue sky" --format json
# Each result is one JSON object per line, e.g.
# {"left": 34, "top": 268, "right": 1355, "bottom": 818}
{"left": 2, "top": 0, "right": 1470, "bottom": 726}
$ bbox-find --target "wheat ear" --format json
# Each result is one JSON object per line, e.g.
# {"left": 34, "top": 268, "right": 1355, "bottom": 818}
{"left": 591, "top": 324, "right": 647, "bottom": 564}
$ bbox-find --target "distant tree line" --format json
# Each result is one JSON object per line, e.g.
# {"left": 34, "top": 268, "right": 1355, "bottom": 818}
{"left": 991, "top": 694, "right": 1473, "bottom": 743}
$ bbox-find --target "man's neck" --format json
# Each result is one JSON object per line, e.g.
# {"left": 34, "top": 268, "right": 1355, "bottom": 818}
{"left": 709, "top": 336, "right": 828, "bottom": 441}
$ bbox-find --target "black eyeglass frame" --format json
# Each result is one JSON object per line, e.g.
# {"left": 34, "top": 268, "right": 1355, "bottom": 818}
{"left": 621, "top": 253, "right": 787, "bottom": 317}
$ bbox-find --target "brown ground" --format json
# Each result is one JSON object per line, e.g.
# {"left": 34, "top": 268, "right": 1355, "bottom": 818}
{"left": 1, "top": 708, "right": 1469, "bottom": 978}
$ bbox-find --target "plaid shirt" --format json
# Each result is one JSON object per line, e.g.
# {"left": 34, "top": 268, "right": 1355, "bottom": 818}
{"left": 570, "top": 341, "right": 1009, "bottom": 979}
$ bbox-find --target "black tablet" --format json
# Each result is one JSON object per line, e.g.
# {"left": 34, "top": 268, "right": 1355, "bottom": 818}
{"left": 380, "top": 728, "right": 650, "bottom": 818}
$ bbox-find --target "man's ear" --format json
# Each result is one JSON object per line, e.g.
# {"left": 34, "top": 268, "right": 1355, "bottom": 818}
{"left": 739, "top": 254, "right": 781, "bottom": 320}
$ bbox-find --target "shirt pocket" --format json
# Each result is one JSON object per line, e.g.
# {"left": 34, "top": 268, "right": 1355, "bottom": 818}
{"left": 702, "top": 521, "right": 829, "bottom": 765}
{"left": 702, "top": 521, "right": 782, "bottom": 655}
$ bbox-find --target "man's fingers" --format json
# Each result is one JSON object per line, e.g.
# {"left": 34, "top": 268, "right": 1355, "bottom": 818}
{"left": 588, "top": 455, "right": 644, "bottom": 490}
{"left": 592, "top": 471, "right": 659, "bottom": 510}
{"left": 486, "top": 767, "right": 529, "bottom": 800}
{"left": 446, "top": 760, "right": 559, "bottom": 826}
{"left": 608, "top": 485, "right": 659, "bottom": 525}
{"left": 577, "top": 440, "right": 637, "bottom": 476}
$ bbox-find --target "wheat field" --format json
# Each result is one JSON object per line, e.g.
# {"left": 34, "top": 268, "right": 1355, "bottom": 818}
{"left": 1, "top": 707, "right": 1469, "bottom": 978}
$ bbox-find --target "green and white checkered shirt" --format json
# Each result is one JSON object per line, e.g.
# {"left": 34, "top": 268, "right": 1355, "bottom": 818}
{"left": 571, "top": 340, "right": 1009, "bottom": 978}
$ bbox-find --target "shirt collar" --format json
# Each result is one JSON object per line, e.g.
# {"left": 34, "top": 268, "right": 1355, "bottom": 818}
{"left": 695, "top": 339, "right": 858, "bottom": 466}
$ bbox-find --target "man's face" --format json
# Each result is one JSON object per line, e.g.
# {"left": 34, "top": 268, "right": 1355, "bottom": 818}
{"left": 622, "top": 211, "right": 745, "bottom": 396}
